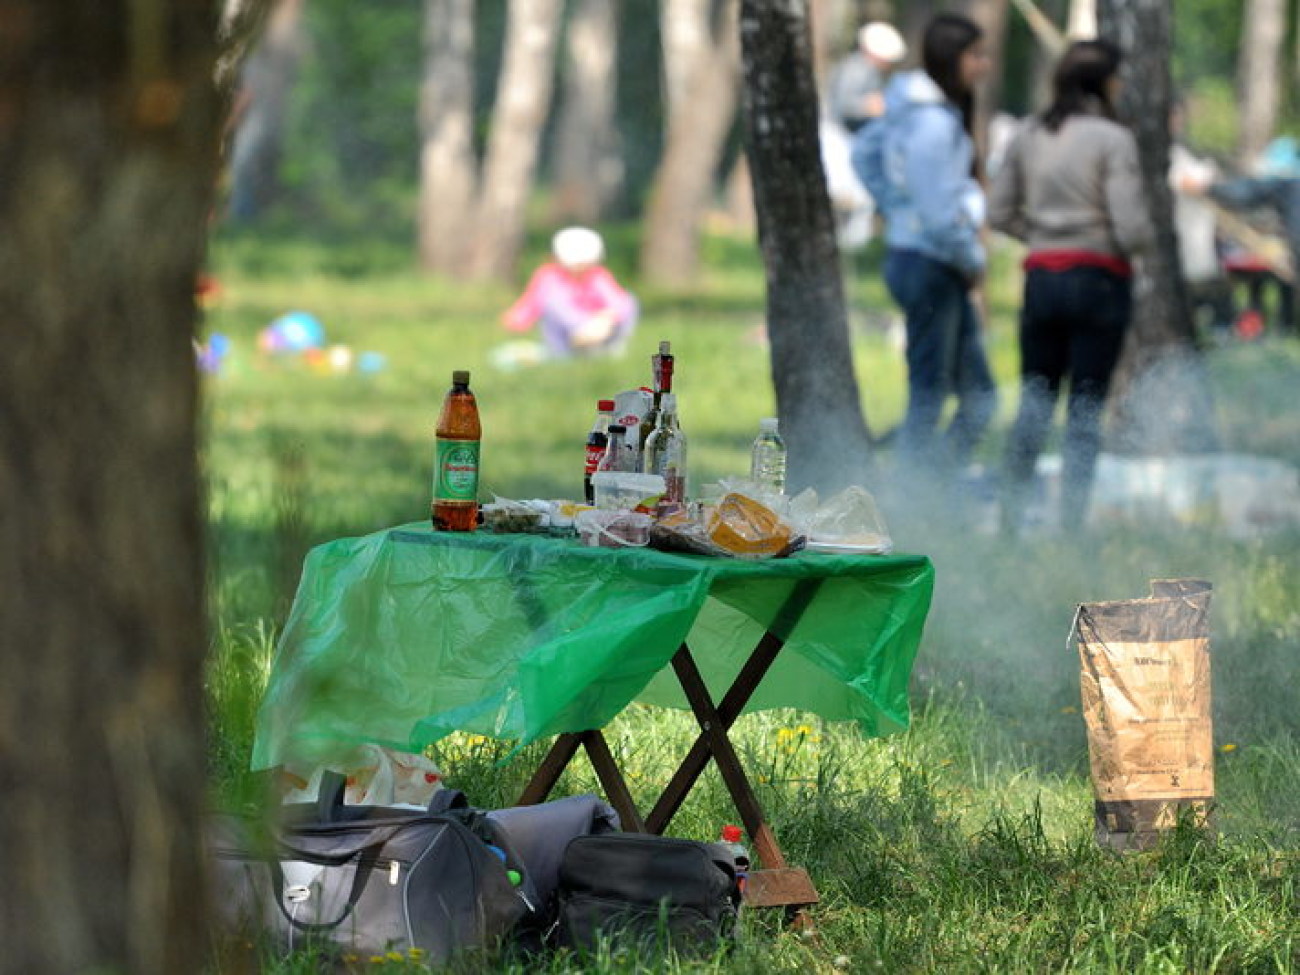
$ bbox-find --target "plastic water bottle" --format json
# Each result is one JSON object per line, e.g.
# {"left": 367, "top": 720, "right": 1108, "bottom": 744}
{"left": 719, "top": 824, "right": 750, "bottom": 892}
{"left": 750, "top": 417, "right": 787, "bottom": 494}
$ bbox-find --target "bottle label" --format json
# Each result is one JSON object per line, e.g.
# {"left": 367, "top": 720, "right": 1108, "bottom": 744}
{"left": 434, "top": 439, "right": 480, "bottom": 501}
{"left": 584, "top": 443, "right": 607, "bottom": 475}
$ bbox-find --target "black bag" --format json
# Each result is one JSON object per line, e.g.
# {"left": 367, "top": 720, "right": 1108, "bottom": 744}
{"left": 556, "top": 833, "right": 742, "bottom": 954}
{"left": 208, "top": 777, "right": 534, "bottom": 964}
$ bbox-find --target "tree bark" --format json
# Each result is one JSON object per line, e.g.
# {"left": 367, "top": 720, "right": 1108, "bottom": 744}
{"left": 465, "top": 0, "right": 564, "bottom": 280}
{"left": 1236, "top": 0, "right": 1286, "bottom": 167}
{"left": 417, "top": 0, "right": 476, "bottom": 275}
{"left": 964, "top": 0, "right": 1012, "bottom": 161}
{"left": 227, "top": 0, "right": 304, "bottom": 220}
{"left": 550, "top": 0, "right": 623, "bottom": 224}
{"left": 640, "top": 0, "right": 741, "bottom": 286}
{"left": 739, "top": 0, "right": 874, "bottom": 493}
{"left": 0, "top": 1, "right": 227, "bottom": 972}
{"left": 1099, "top": 0, "right": 1216, "bottom": 453}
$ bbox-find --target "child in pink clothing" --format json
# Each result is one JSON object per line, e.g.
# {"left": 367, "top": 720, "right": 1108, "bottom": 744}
{"left": 503, "top": 227, "right": 639, "bottom": 358}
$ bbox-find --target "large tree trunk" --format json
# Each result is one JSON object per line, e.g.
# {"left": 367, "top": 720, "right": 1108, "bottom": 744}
{"left": 417, "top": 0, "right": 476, "bottom": 275}
{"left": 0, "top": 2, "right": 226, "bottom": 972}
{"left": 227, "top": 0, "right": 305, "bottom": 220}
{"left": 1237, "top": 0, "right": 1286, "bottom": 168}
{"left": 1099, "top": 0, "right": 1216, "bottom": 453}
{"left": 640, "top": 0, "right": 741, "bottom": 286}
{"left": 465, "top": 0, "right": 564, "bottom": 280}
{"left": 550, "top": 0, "right": 623, "bottom": 224}
{"left": 739, "top": 0, "right": 874, "bottom": 493}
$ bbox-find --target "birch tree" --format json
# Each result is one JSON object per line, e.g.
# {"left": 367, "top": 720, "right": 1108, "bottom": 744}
{"left": 640, "top": 0, "right": 741, "bottom": 286}
{"left": 1237, "top": 0, "right": 1287, "bottom": 167}
{"left": 739, "top": 0, "right": 874, "bottom": 492}
{"left": 0, "top": 0, "right": 233, "bottom": 969}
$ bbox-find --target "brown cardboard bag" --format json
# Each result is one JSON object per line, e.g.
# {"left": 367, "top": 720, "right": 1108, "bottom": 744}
{"left": 1074, "top": 579, "right": 1213, "bottom": 850}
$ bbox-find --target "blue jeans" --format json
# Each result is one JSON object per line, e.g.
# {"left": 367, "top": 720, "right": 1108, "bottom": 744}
{"left": 884, "top": 249, "right": 996, "bottom": 475}
{"left": 1003, "top": 266, "right": 1132, "bottom": 530}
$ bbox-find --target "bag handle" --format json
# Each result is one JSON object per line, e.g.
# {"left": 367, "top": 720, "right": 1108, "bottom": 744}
{"left": 270, "top": 843, "right": 384, "bottom": 932}
{"left": 427, "top": 788, "right": 468, "bottom": 815}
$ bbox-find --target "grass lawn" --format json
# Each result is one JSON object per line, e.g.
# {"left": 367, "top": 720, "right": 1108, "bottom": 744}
{"left": 204, "top": 222, "right": 1300, "bottom": 973}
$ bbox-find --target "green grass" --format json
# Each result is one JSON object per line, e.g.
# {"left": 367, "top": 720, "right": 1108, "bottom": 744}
{"left": 204, "top": 223, "right": 1300, "bottom": 973}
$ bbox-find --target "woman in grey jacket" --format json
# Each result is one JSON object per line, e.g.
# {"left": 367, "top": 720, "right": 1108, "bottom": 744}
{"left": 852, "top": 13, "right": 996, "bottom": 490}
{"left": 989, "top": 39, "right": 1152, "bottom": 533}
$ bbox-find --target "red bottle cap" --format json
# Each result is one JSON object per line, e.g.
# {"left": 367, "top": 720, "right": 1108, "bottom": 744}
{"left": 721, "top": 825, "right": 743, "bottom": 843}
{"left": 598, "top": 399, "right": 615, "bottom": 411}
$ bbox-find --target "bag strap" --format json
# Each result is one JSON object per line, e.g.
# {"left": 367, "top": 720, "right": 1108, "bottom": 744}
{"left": 270, "top": 843, "right": 384, "bottom": 933}
{"left": 427, "top": 788, "right": 468, "bottom": 815}
{"left": 315, "top": 770, "right": 348, "bottom": 822}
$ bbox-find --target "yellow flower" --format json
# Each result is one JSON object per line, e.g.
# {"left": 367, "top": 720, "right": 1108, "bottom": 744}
{"left": 386, "top": 951, "right": 405, "bottom": 962}
{"left": 776, "top": 727, "right": 795, "bottom": 742}
{"left": 408, "top": 948, "right": 427, "bottom": 960}
{"left": 369, "top": 957, "right": 386, "bottom": 966}
{"left": 796, "top": 724, "right": 814, "bottom": 737}
{"left": 1221, "top": 742, "right": 1238, "bottom": 753}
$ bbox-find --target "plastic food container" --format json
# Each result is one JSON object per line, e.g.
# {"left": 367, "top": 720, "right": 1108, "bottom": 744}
{"left": 575, "top": 509, "right": 653, "bottom": 548}
{"left": 590, "top": 472, "right": 666, "bottom": 511}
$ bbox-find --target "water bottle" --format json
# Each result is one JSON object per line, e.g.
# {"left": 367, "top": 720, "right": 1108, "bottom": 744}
{"left": 750, "top": 417, "right": 787, "bottom": 494}
{"left": 719, "top": 824, "right": 750, "bottom": 891}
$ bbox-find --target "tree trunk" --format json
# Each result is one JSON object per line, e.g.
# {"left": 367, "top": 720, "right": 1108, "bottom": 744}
{"left": 417, "top": 0, "right": 476, "bottom": 275}
{"left": 227, "top": 0, "right": 305, "bottom": 220}
{"left": 550, "top": 0, "right": 623, "bottom": 224}
{"left": 964, "top": 0, "right": 1012, "bottom": 162}
{"left": 1066, "top": 0, "right": 1097, "bottom": 36}
{"left": 465, "top": 0, "right": 564, "bottom": 281}
{"left": 0, "top": 2, "right": 226, "bottom": 972}
{"left": 1237, "top": 0, "right": 1286, "bottom": 167}
{"left": 1099, "top": 0, "right": 1216, "bottom": 453}
{"left": 739, "top": 0, "right": 875, "bottom": 493}
{"left": 640, "top": 0, "right": 741, "bottom": 286}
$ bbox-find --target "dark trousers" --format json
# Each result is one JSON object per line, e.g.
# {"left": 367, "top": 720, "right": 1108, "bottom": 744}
{"left": 884, "top": 249, "right": 996, "bottom": 478}
{"left": 1004, "top": 266, "right": 1132, "bottom": 531}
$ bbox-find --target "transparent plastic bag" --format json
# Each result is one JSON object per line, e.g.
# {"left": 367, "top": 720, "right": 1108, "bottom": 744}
{"left": 792, "top": 485, "right": 893, "bottom": 554}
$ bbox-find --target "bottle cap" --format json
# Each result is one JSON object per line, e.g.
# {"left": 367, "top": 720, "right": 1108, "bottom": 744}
{"left": 608, "top": 424, "right": 627, "bottom": 434}
{"left": 452, "top": 369, "right": 470, "bottom": 385}
{"left": 760, "top": 417, "right": 779, "bottom": 432}
{"left": 721, "top": 825, "right": 743, "bottom": 843}
{"left": 658, "top": 340, "right": 672, "bottom": 355}
{"left": 598, "top": 399, "right": 616, "bottom": 411}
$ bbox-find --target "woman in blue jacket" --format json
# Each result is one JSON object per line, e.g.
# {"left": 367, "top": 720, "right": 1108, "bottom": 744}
{"left": 853, "top": 14, "right": 996, "bottom": 490}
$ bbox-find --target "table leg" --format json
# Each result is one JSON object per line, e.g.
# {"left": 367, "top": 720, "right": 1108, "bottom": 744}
{"left": 517, "top": 732, "right": 583, "bottom": 805}
{"left": 645, "top": 579, "right": 821, "bottom": 834}
{"left": 516, "top": 730, "right": 646, "bottom": 832}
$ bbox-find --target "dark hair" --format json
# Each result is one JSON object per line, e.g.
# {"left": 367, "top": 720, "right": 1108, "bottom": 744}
{"left": 1043, "top": 40, "right": 1122, "bottom": 132}
{"left": 922, "top": 13, "right": 984, "bottom": 137}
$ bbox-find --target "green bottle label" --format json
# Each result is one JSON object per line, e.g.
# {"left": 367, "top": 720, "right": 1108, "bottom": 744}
{"left": 434, "top": 439, "right": 480, "bottom": 501}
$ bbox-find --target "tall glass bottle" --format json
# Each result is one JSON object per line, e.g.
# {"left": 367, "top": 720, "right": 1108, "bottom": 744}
{"left": 432, "top": 370, "right": 481, "bottom": 531}
{"left": 644, "top": 393, "right": 687, "bottom": 503}
{"left": 638, "top": 340, "right": 674, "bottom": 465}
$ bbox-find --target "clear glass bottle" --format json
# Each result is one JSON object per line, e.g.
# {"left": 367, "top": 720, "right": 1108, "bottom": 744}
{"left": 749, "top": 417, "right": 786, "bottom": 494}
{"left": 638, "top": 340, "right": 674, "bottom": 464}
{"left": 644, "top": 392, "right": 687, "bottom": 503}
{"left": 595, "top": 424, "right": 637, "bottom": 474}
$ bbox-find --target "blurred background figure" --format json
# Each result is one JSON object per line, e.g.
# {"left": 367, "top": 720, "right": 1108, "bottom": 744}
{"left": 1168, "top": 97, "right": 1234, "bottom": 337}
{"left": 502, "top": 227, "right": 639, "bottom": 359}
{"left": 827, "top": 22, "right": 908, "bottom": 135}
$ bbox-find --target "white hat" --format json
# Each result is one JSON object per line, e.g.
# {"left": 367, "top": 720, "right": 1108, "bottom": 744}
{"left": 552, "top": 226, "right": 605, "bottom": 268}
{"left": 858, "top": 22, "right": 906, "bottom": 63}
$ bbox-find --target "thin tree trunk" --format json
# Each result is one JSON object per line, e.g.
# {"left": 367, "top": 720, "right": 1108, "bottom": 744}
{"left": 964, "top": 0, "right": 1012, "bottom": 161}
{"left": 227, "top": 0, "right": 305, "bottom": 220}
{"left": 550, "top": 0, "right": 623, "bottom": 224}
{"left": 1098, "top": 0, "right": 1216, "bottom": 453}
{"left": 418, "top": 0, "right": 476, "bottom": 274}
{"left": 640, "top": 0, "right": 740, "bottom": 286}
{"left": 1066, "top": 0, "right": 1097, "bottom": 36}
{"left": 0, "top": 1, "right": 226, "bottom": 971}
{"left": 466, "top": 0, "right": 564, "bottom": 281}
{"left": 740, "top": 0, "right": 874, "bottom": 493}
{"left": 1237, "top": 0, "right": 1286, "bottom": 167}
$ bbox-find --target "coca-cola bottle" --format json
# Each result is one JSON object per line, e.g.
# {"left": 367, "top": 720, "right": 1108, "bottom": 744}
{"left": 644, "top": 392, "right": 687, "bottom": 503}
{"left": 584, "top": 399, "right": 616, "bottom": 504}
{"left": 432, "top": 370, "right": 481, "bottom": 531}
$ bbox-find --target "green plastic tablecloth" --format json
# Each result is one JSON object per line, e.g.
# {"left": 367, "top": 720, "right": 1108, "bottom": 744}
{"left": 251, "top": 523, "right": 934, "bottom": 771}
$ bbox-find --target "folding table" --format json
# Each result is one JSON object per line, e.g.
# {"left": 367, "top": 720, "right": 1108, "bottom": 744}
{"left": 252, "top": 523, "right": 934, "bottom": 914}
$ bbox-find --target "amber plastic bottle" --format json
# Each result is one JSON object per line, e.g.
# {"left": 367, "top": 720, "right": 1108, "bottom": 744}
{"left": 432, "top": 370, "right": 482, "bottom": 531}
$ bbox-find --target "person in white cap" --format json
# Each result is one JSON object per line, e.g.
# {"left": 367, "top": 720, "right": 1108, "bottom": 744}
{"left": 828, "top": 21, "right": 908, "bottom": 134}
{"left": 502, "top": 226, "right": 639, "bottom": 357}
